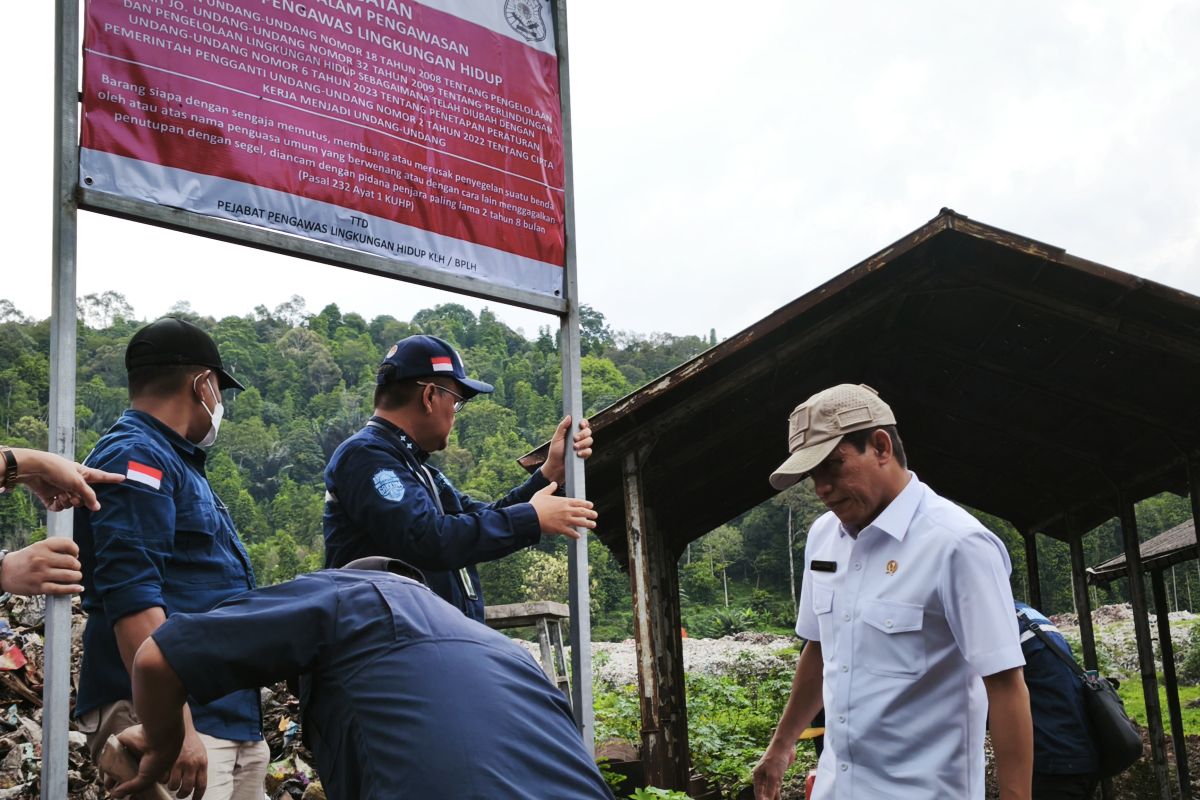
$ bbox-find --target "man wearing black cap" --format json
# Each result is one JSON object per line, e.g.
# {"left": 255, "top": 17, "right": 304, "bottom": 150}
{"left": 323, "top": 334, "right": 597, "bottom": 621}
{"left": 75, "top": 318, "right": 267, "bottom": 800}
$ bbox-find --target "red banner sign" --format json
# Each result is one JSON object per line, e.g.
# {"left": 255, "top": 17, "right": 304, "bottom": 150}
{"left": 81, "top": 0, "right": 565, "bottom": 296}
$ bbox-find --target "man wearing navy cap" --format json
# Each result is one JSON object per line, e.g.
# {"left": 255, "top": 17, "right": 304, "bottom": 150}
{"left": 323, "top": 334, "right": 596, "bottom": 621}
{"left": 76, "top": 318, "right": 266, "bottom": 800}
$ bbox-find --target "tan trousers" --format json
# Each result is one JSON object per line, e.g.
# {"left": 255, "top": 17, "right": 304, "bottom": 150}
{"left": 79, "top": 700, "right": 269, "bottom": 800}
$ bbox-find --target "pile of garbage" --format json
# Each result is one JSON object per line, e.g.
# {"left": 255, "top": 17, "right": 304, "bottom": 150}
{"left": 0, "top": 594, "right": 322, "bottom": 799}
{"left": 261, "top": 686, "right": 322, "bottom": 800}
{"left": 0, "top": 593, "right": 96, "bottom": 799}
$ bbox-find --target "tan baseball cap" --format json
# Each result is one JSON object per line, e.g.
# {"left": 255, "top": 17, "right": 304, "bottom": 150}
{"left": 769, "top": 384, "right": 897, "bottom": 490}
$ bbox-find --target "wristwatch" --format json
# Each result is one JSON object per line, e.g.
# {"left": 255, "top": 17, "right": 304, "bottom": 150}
{"left": 0, "top": 446, "right": 17, "bottom": 493}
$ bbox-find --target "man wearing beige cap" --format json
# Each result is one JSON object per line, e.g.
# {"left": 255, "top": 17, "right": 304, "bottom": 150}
{"left": 752, "top": 384, "right": 1032, "bottom": 800}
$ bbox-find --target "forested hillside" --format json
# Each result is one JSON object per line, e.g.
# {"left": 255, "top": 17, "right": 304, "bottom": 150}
{"left": 0, "top": 293, "right": 1194, "bottom": 640}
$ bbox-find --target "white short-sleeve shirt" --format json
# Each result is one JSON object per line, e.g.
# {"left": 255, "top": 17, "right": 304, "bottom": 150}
{"left": 795, "top": 473, "right": 1024, "bottom": 800}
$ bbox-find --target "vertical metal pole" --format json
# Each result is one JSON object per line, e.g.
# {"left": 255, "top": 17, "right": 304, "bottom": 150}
{"left": 45, "top": 1, "right": 81, "bottom": 797}
{"left": 1023, "top": 530, "right": 1042, "bottom": 608}
{"left": 553, "top": 0, "right": 592, "bottom": 749}
{"left": 1152, "top": 570, "right": 1191, "bottom": 800}
{"left": 1067, "top": 521, "right": 1098, "bottom": 672}
{"left": 1118, "top": 491, "right": 1171, "bottom": 800}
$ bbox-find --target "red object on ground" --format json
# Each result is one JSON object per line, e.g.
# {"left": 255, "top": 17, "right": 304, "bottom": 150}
{"left": 0, "top": 642, "right": 27, "bottom": 671}
{"left": 805, "top": 770, "right": 817, "bottom": 800}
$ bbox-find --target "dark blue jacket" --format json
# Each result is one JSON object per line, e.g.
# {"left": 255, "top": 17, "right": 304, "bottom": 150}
{"left": 323, "top": 417, "right": 544, "bottom": 620}
{"left": 153, "top": 570, "right": 615, "bottom": 800}
{"left": 75, "top": 410, "right": 261, "bottom": 741}
{"left": 1016, "top": 602, "right": 1098, "bottom": 774}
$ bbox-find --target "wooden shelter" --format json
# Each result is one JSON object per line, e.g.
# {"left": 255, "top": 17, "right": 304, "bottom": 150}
{"left": 1089, "top": 519, "right": 1199, "bottom": 797}
{"left": 524, "top": 209, "right": 1200, "bottom": 798}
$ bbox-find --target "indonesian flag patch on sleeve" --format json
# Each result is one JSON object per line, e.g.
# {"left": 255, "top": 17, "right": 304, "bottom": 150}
{"left": 126, "top": 461, "right": 163, "bottom": 490}
{"left": 430, "top": 356, "right": 454, "bottom": 372}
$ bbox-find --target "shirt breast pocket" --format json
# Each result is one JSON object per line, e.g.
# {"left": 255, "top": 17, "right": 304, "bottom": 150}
{"left": 173, "top": 502, "right": 223, "bottom": 572}
{"left": 811, "top": 581, "right": 836, "bottom": 644}
{"left": 860, "top": 598, "right": 926, "bottom": 679}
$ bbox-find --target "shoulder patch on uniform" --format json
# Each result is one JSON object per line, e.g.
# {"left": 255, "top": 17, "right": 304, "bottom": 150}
{"left": 372, "top": 469, "right": 406, "bottom": 502}
{"left": 126, "top": 461, "right": 163, "bottom": 490}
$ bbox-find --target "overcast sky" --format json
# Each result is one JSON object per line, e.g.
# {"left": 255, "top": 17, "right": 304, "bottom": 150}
{"left": 3, "top": 1, "right": 1198, "bottom": 342}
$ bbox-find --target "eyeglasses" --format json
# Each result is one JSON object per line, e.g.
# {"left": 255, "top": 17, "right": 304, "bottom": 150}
{"left": 417, "top": 381, "right": 469, "bottom": 412}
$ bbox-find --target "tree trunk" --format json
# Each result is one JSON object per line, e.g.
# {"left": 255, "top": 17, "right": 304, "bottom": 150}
{"left": 723, "top": 568, "right": 729, "bottom": 608}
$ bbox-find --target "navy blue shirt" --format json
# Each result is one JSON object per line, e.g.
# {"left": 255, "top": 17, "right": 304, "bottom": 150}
{"left": 153, "top": 570, "right": 614, "bottom": 800}
{"left": 323, "top": 417, "right": 544, "bottom": 620}
{"left": 1016, "top": 602, "right": 1098, "bottom": 774}
{"left": 75, "top": 410, "right": 261, "bottom": 741}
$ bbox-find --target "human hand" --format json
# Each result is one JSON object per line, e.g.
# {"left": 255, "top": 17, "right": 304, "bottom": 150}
{"left": 0, "top": 538, "right": 83, "bottom": 596}
{"left": 529, "top": 481, "right": 597, "bottom": 538}
{"left": 164, "top": 726, "right": 208, "bottom": 799}
{"left": 540, "top": 417, "right": 593, "bottom": 485}
{"left": 106, "top": 724, "right": 190, "bottom": 799}
{"left": 751, "top": 744, "right": 795, "bottom": 800}
{"left": 11, "top": 448, "right": 124, "bottom": 511}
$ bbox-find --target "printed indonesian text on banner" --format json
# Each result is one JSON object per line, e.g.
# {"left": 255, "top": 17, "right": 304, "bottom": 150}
{"left": 79, "top": 0, "right": 566, "bottom": 297}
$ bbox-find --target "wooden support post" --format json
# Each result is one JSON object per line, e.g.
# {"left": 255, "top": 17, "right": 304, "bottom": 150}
{"left": 1069, "top": 521, "right": 1112, "bottom": 800}
{"left": 1152, "top": 569, "right": 1191, "bottom": 800}
{"left": 1118, "top": 492, "right": 1171, "bottom": 800}
{"left": 1067, "top": 521, "right": 1099, "bottom": 672}
{"left": 623, "top": 450, "right": 690, "bottom": 791}
{"left": 1190, "top": 452, "right": 1200, "bottom": 564}
{"left": 1024, "top": 531, "right": 1043, "bottom": 608}
{"left": 536, "top": 618, "right": 556, "bottom": 682}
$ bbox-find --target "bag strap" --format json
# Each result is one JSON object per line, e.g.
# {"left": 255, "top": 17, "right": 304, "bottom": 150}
{"left": 1017, "top": 608, "right": 1088, "bottom": 680}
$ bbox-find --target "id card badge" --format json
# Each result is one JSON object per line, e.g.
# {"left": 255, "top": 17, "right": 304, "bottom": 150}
{"left": 459, "top": 567, "right": 477, "bottom": 600}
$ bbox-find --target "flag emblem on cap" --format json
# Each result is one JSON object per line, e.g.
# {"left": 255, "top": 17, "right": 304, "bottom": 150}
{"left": 386, "top": 344, "right": 398, "bottom": 358}
{"left": 430, "top": 356, "right": 454, "bottom": 373}
{"left": 126, "top": 461, "right": 162, "bottom": 490}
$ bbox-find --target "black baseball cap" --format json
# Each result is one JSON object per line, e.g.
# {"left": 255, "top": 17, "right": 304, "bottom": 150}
{"left": 376, "top": 334, "right": 493, "bottom": 397}
{"left": 125, "top": 317, "right": 245, "bottom": 391}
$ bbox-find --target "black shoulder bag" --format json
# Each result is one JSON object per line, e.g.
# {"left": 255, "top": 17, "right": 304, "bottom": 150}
{"left": 1021, "top": 612, "right": 1143, "bottom": 777}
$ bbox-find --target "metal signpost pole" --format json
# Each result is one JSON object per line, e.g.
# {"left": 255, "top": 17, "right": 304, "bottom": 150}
{"left": 554, "top": 0, "right": 593, "bottom": 749}
{"left": 44, "top": 1, "right": 82, "bottom": 797}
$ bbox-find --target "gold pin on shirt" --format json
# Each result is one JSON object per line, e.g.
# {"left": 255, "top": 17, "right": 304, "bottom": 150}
{"left": 886, "top": 560, "right": 898, "bottom": 575}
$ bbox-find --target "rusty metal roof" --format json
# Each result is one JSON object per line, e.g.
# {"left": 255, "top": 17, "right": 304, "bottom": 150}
{"left": 524, "top": 209, "right": 1200, "bottom": 567}
{"left": 1087, "top": 519, "right": 1198, "bottom": 585}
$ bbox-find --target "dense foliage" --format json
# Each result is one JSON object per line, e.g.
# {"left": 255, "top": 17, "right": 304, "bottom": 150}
{"left": 0, "top": 294, "right": 716, "bottom": 628}
{"left": 1, "top": 291, "right": 1195, "bottom": 645}
{"left": 595, "top": 647, "right": 816, "bottom": 797}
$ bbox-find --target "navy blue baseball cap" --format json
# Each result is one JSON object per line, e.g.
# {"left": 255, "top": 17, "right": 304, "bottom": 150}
{"left": 376, "top": 335, "right": 494, "bottom": 397}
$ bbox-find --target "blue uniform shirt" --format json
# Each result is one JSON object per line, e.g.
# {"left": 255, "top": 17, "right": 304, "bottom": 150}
{"left": 75, "top": 410, "right": 261, "bottom": 741}
{"left": 152, "top": 570, "right": 615, "bottom": 800}
{"left": 1016, "top": 602, "right": 1098, "bottom": 774}
{"left": 323, "top": 417, "right": 545, "bottom": 620}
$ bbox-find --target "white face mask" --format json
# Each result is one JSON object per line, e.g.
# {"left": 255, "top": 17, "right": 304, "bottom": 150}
{"left": 194, "top": 373, "right": 224, "bottom": 448}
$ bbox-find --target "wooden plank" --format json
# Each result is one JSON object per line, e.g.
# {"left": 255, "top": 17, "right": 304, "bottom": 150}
{"left": 1151, "top": 570, "right": 1191, "bottom": 800}
{"left": 1119, "top": 493, "right": 1172, "bottom": 800}
{"left": 624, "top": 449, "right": 690, "bottom": 791}
{"left": 484, "top": 601, "right": 571, "bottom": 630}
